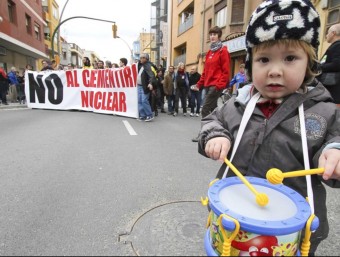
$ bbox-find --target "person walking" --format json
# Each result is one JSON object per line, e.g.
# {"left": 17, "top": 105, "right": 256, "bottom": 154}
{"left": 0, "top": 67, "right": 9, "bottom": 105}
{"left": 192, "top": 26, "right": 231, "bottom": 141}
{"left": 318, "top": 23, "right": 340, "bottom": 106}
{"left": 137, "top": 53, "right": 155, "bottom": 122}
{"left": 188, "top": 66, "right": 202, "bottom": 117}
{"left": 173, "top": 62, "right": 189, "bottom": 116}
{"left": 163, "top": 66, "right": 176, "bottom": 115}
{"left": 7, "top": 66, "right": 19, "bottom": 103}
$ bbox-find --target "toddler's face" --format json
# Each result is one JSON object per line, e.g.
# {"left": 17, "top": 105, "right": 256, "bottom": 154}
{"left": 252, "top": 43, "right": 308, "bottom": 100}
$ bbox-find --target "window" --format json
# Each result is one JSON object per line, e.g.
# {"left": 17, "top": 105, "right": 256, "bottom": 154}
{"left": 215, "top": 7, "right": 227, "bottom": 27}
{"left": 34, "top": 23, "right": 41, "bottom": 40}
{"left": 330, "top": 0, "right": 340, "bottom": 7}
{"left": 327, "top": 0, "right": 340, "bottom": 31}
{"left": 52, "top": 5, "right": 58, "bottom": 20}
{"left": 7, "top": 0, "right": 16, "bottom": 24}
{"left": 26, "top": 14, "right": 32, "bottom": 34}
{"left": 231, "top": 0, "right": 245, "bottom": 23}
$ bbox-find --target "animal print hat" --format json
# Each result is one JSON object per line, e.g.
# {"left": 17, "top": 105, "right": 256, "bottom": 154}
{"left": 245, "top": 0, "right": 321, "bottom": 73}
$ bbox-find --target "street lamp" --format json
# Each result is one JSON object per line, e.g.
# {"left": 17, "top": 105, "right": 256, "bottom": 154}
{"left": 51, "top": 16, "right": 116, "bottom": 58}
{"left": 116, "top": 36, "right": 134, "bottom": 65}
{"left": 56, "top": 0, "right": 71, "bottom": 61}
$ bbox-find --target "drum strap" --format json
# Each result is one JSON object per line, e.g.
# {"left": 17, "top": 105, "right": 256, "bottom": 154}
{"left": 222, "top": 94, "right": 315, "bottom": 214}
{"left": 299, "top": 104, "right": 315, "bottom": 214}
{"left": 222, "top": 92, "right": 261, "bottom": 178}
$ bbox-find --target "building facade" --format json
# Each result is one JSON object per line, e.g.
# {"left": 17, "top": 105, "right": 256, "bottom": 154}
{"left": 0, "top": 0, "right": 48, "bottom": 72}
{"left": 168, "top": 0, "right": 340, "bottom": 78}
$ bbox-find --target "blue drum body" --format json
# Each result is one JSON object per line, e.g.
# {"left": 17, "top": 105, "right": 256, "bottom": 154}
{"left": 205, "top": 177, "right": 313, "bottom": 256}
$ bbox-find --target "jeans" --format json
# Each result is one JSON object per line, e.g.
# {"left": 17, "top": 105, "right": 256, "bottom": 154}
{"left": 138, "top": 85, "right": 153, "bottom": 118}
{"left": 174, "top": 86, "right": 187, "bottom": 113}
{"left": 167, "top": 95, "right": 175, "bottom": 113}
{"left": 201, "top": 88, "right": 207, "bottom": 107}
{"left": 190, "top": 90, "right": 202, "bottom": 114}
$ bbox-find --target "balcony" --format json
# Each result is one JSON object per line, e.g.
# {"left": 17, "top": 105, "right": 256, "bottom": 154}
{"left": 178, "top": 14, "right": 193, "bottom": 35}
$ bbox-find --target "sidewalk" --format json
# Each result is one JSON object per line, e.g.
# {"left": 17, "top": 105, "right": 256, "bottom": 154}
{"left": 0, "top": 101, "right": 28, "bottom": 110}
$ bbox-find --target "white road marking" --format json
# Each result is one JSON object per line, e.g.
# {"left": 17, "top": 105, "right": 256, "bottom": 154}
{"left": 123, "top": 120, "right": 137, "bottom": 136}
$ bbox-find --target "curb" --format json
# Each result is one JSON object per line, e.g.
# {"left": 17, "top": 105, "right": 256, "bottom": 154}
{"left": 0, "top": 104, "right": 28, "bottom": 110}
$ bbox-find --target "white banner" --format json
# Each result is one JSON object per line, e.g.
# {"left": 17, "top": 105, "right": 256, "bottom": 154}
{"left": 25, "top": 63, "right": 139, "bottom": 118}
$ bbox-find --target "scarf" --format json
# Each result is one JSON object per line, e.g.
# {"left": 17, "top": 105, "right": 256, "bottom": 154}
{"left": 210, "top": 41, "right": 223, "bottom": 52}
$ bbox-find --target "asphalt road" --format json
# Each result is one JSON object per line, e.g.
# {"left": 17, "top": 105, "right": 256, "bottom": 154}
{"left": 0, "top": 107, "right": 339, "bottom": 256}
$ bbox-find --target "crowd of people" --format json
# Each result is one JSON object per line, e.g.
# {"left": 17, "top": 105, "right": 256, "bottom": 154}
{"left": 0, "top": 64, "right": 32, "bottom": 105}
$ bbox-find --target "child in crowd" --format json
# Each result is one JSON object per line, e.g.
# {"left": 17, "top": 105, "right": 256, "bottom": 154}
{"left": 198, "top": 0, "right": 340, "bottom": 255}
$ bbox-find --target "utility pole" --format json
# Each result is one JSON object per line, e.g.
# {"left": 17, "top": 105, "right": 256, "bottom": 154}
{"left": 51, "top": 16, "right": 116, "bottom": 58}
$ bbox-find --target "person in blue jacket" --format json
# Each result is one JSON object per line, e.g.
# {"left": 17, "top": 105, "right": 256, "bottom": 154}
{"left": 229, "top": 63, "right": 247, "bottom": 95}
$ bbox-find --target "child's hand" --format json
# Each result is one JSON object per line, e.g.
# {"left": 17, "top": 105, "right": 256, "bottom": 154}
{"left": 205, "top": 137, "right": 231, "bottom": 162}
{"left": 318, "top": 149, "right": 340, "bottom": 180}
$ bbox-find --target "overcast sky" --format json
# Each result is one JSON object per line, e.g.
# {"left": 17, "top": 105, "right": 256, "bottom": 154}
{"left": 56, "top": 0, "right": 152, "bottom": 64}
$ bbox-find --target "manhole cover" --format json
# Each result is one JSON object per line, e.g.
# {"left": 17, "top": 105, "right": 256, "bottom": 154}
{"left": 122, "top": 201, "right": 208, "bottom": 256}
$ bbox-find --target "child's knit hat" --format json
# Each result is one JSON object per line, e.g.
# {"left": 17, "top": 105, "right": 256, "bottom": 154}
{"left": 245, "top": 0, "right": 321, "bottom": 72}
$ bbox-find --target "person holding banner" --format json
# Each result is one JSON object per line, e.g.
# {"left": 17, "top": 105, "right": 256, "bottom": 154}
{"left": 137, "top": 53, "right": 155, "bottom": 122}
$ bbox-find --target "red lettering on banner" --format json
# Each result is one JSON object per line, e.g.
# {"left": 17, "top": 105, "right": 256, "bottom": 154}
{"left": 114, "top": 70, "right": 120, "bottom": 88}
{"left": 97, "top": 70, "right": 104, "bottom": 88}
{"left": 80, "top": 65, "right": 137, "bottom": 88}
{"left": 118, "top": 69, "right": 126, "bottom": 87}
{"left": 81, "top": 90, "right": 94, "bottom": 107}
{"left": 89, "top": 70, "right": 98, "bottom": 87}
{"left": 65, "top": 70, "right": 80, "bottom": 87}
{"left": 108, "top": 71, "right": 115, "bottom": 88}
{"left": 82, "top": 70, "right": 90, "bottom": 87}
{"left": 96, "top": 70, "right": 111, "bottom": 88}
{"left": 123, "top": 66, "right": 135, "bottom": 87}
{"left": 81, "top": 90, "right": 126, "bottom": 112}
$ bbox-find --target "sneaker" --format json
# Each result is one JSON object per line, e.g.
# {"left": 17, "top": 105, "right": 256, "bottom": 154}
{"left": 195, "top": 113, "right": 200, "bottom": 117}
{"left": 190, "top": 113, "right": 194, "bottom": 117}
{"left": 145, "top": 116, "right": 154, "bottom": 122}
{"left": 173, "top": 112, "right": 178, "bottom": 117}
{"left": 137, "top": 117, "right": 146, "bottom": 121}
{"left": 183, "top": 113, "right": 187, "bottom": 116}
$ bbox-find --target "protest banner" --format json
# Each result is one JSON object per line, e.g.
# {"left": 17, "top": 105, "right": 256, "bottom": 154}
{"left": 25, "top": 63, "right": 139, "bottom": 118}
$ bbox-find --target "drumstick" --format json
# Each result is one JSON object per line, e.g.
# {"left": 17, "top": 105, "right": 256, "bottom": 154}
{"left": 224, "top": 158, "right": 269, "bottom": 207}
{"left": 266, "top": 168, "right": 324, "bottom": 184}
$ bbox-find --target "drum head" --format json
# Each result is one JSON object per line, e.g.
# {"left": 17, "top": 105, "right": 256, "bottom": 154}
{"left": 208, "top": 177, "right": 311, "bottom": 235}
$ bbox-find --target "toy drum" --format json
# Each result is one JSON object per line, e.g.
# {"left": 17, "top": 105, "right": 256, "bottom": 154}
{"left": 204, "top": 176, "right": 319, "bottom": 256}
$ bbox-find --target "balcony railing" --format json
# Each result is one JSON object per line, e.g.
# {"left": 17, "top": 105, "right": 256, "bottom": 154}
{"left": 178, "top": 14, "right": 193, "bottom": 35}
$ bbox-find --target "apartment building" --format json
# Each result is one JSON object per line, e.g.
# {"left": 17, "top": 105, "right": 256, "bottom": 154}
{"left": 169, "top": 0, "right": 262, "bottom": 75}
{"left": 0, "top": 0, "right": 48, "bottom": 72}
{"left": 151, "top": 0, "right": 168, "bottom": 67}
{"left": 168, "top": 0, "right": 340, "bottom": 78}
{"left": 41, "top": 0, "right": 60, "bottom": 66}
